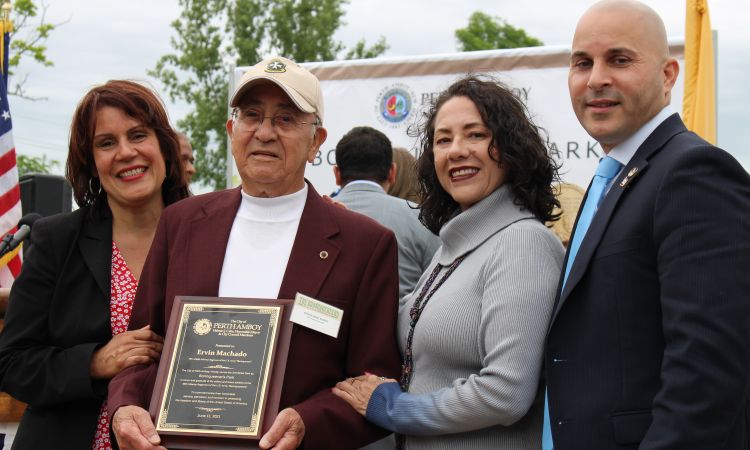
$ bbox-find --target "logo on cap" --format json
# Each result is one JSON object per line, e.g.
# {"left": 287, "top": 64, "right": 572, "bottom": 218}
{"left": 265, "top": 60, "right": 287, "bottom": 73}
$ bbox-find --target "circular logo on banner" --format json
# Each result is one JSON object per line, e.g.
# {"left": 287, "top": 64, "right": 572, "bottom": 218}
{"left": 376, "top": 84, "right": 415, "bottom": 128}
{"left": 193, "top": 318, "right": 212, "bottom": 335}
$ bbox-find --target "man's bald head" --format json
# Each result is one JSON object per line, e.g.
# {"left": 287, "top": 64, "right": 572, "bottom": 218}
{"left": 568, "top": 0, "right": 679, "bottom": 152}
{"left": 579, "top": 0, "right": 670, "bottom": 60}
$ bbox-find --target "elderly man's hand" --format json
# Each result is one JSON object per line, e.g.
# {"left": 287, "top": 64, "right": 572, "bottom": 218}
{"left": 259, "top": 408, "right": 305, "bottom": 449}
{"left": 332, "top": 374, "right": 395, "bottom": 416}
{"left": 112, "top": 405, "right": 166, "bottom": 450}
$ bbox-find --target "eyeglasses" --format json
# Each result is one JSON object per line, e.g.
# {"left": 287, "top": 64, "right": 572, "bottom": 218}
{"left": 232, "top": 108, "right": 319, "bottom": 133}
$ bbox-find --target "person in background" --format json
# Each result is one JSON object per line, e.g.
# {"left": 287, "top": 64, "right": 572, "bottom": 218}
{"left": 333, "top": 126, "right": 440, "bottom": 301}
{"left": 546, "top": 182, "right": 585, "bottom": 247}
{"left": 388, "top": 147, "right": 420, "bottom": 203}
{"left": 544, "top": 1, "right": 750, "bottom": 448}
{"left": 108, "top": 56, "right": 401, "bottom": 450}
{"left": 176, "top": 131, "right": 196, "bottom": 183}
{"left": 333, "top": 76, "right": 564, "bottom": 450}
{"left": 0, "top": 80, "right": 189, "bottom": 450}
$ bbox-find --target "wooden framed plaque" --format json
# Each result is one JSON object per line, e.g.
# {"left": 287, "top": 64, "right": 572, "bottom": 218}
{"left": 149, "top": 296, "right": 294, "bottom": 449}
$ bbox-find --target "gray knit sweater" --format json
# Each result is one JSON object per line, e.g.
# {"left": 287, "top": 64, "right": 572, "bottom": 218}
{"left": 366, "top": 186, "right": 564, "bottom": 449}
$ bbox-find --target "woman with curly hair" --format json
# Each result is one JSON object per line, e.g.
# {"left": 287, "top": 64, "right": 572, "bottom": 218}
{"left": 334, "top": 76, "right": 564, "bottom": 449}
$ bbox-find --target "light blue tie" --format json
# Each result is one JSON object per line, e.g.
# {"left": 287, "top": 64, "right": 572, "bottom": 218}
{"left": 542, "top": 156, "right": 622, "bottom": 449}
{"left": 562, "top": 156, "right": 622, "bottom": 286}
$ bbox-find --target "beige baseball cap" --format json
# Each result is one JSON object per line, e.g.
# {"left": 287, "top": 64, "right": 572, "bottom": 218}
{"left": 230, "top": 56, "right": 324, "bottom": 122}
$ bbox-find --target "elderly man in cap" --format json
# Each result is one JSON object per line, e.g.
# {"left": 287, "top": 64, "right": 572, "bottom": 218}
{"left": 107, "top": 56, "right": 401, "bottom": 450}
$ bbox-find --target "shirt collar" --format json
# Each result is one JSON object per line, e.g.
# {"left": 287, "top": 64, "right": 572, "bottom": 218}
{"left": 238, "top": 184, "right": 308, "bottom": 221}
{"left": 607, "top": 105, "right": 676, "bottom": 167}
{"left": 345, "top": 180, "right": 385, "bottom": 191}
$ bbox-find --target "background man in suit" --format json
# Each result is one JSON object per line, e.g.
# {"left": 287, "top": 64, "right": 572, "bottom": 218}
{"left": 333, "top": 126, "right": 440, "bottom": 301}
{"left": 545, "top": 1, "right": 750, "bottom": 449}
{"left": 108, "top": 56, "right": 401, "bottom": 450}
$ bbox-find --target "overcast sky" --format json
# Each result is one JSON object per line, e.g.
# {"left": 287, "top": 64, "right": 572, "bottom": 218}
{"left": 9, "top": 0, "right": 749, "bottom": 179}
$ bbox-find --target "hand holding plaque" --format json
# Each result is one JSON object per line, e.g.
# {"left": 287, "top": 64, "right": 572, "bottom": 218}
{"left": 257, "top": 408, "right": 305, "bottom": 450}
{"left": 148, "top": 297, "right": 294, "bottom": 450}
{"left": 112, "top": 405, "right": 167, "bottom": 450}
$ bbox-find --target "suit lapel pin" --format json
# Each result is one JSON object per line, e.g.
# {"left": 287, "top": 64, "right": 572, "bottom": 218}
{"left": 319, "top": 251, "right": 329, "bottom": 260}
{"left": 619, "top": 167, "right": 640, "bottom": 188}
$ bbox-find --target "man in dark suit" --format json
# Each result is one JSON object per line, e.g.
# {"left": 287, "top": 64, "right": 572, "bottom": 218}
{"left": 333, "top": 126, "right": 440, "bottom": 301}
{"left": 108, "top": 56, "right": 401, "bottom": 450}
{"left": 545, "top": 1, "right": 750, "bottom": 449}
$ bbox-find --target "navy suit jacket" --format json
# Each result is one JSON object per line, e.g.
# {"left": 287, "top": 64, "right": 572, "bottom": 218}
{"left": 108, "top": 184, "right": 402, "bottom": 449}
{"left": 546, "top": 114, "right": 750, "bottom": 449}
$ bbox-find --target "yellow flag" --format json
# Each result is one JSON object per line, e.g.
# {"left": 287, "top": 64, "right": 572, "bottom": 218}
{"left": 0, "top": 19, "right": 8, "bottom": 71}
{"left": 0, "top": 7, "right": 10, "bottom": 70}
{"left": 683, "top": 0, "right": 716, "bottom": 144}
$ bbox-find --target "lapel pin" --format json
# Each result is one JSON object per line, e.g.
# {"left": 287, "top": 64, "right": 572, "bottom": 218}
{"left": 619, "top": 167, "right": 640, "bottom": 188}
{"left": 319, "top": 251, "right": 329, "bottom": 260}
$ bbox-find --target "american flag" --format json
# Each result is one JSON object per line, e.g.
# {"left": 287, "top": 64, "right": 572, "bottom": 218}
{"left": 0, "top": 19, "right": 22, "bottom": 287}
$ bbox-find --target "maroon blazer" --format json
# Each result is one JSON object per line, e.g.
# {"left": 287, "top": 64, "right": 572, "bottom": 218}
{"left": 108, "top": 184, "right": 401, "bottom": 449}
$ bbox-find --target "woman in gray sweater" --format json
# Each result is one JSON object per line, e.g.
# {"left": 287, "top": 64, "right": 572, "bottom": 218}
{"left": 333, "top": 76, "right": 564, "bottom": 449}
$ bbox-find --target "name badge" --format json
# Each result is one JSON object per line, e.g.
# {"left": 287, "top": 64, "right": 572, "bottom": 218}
{"left": 290, "top": 293, "right": 343, "bottom": 338}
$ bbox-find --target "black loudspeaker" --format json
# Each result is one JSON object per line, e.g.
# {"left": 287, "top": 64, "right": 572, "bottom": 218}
{"left": 19, "top": 173, "right": 73, "bottom": 217}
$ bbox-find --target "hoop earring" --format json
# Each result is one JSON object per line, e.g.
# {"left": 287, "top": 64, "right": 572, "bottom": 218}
{"left": 88, "top": 177, "right": 102, "bottom": 197}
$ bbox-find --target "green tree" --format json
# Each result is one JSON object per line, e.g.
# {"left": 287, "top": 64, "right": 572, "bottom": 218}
{"left": 8, "top": 0, "right": 59, "bottom": 99}
{"left": 455, "top": 12, "right": 542, "bottom": 51}
{"left": 17, "top": 154, "right": 58, "bottom": 175}
{"left": 345, "top": 36, "right": 389, "bottom": 60}
{"left": 153, "top": 0, "right": 387, "bottom": 190}
{"left": 267, "top": 0, "right": 344, "bottom": 61}
{"left": 151, "top": 0, "right": 233, "bottom": 190}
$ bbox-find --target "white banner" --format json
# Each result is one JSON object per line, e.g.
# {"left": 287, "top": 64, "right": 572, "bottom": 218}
{"left": 230, "top": 41, "right": 684, "bottom": 194}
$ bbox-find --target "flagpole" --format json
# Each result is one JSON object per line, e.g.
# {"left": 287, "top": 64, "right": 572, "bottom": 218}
{"left": 0, "top": 0, "right": 9, "bottom": 69}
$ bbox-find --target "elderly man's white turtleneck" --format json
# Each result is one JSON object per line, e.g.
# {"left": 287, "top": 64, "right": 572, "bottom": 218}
{"left": 218, "top": 184, "right": 308, "bottom": 299}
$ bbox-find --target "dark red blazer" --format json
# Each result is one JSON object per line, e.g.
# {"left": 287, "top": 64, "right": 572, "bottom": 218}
{"left": 108, "top": 184, "right": 401, "bottom": 449}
